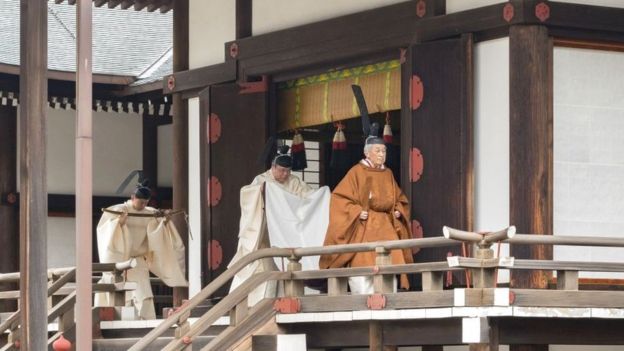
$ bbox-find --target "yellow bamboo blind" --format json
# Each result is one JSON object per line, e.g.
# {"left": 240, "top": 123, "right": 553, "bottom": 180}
{"left": 277, "top": 60, "right": 401, "bottom": 131}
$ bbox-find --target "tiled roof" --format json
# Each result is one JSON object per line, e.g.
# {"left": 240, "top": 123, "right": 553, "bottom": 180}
{"left": 0, "top": 1, "right": 172, "bottom": 85}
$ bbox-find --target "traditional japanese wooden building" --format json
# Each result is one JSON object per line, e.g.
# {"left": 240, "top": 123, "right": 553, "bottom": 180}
{"left": 2, "top": 0, "right": 624, "bottom": 350}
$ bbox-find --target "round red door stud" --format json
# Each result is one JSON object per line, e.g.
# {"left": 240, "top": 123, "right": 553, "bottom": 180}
{"left": 207, "top": 176, "right": 223, "bottom": 207}
{"left": 208, "top": 113, "right": 222, "bottom": 144}
{"left": 416, "top": 0, "right": 426, "bottom": 18}
{"left": 535, "top": 2, "right": 550, "bottom": 22}
{"left": 167, "top": 75, "right": 176, "bottom": 91}
{"left": 410, "top": 148, "right": 424, "bottom": 182}
{"left": 411, "top": 75, "right": 424, "bottom": 110}
{"left": 503, "top": 3, "right": 514, "bottom": 22}
{"left": 208, "top": 240, "right": 223, "bottom": 271}
{"left": 411, "top": 219, "right": 423, "bottom": 254}
{"left": 229, "top": 42, "right": 239, "bottom": 58}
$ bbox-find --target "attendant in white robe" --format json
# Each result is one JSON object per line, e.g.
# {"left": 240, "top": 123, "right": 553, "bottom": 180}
{"left": 229, "top": 145, "right": 312, "bottom": 306}
{"left": 95, "top": 183, "right": 187, "bottom": 319}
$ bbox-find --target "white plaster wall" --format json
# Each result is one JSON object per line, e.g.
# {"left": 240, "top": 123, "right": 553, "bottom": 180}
{"left": 47, "top": 217, "right": 76, "bottom": 268}
{"left": 189, "top": 0, "right": 235, "bottom": 69}
{"left": 252, "top": 0, "right": 409, "bottom": 35}
{"left": 158, "top": 124, "right": 173, "bottom": 187}
{"left": 473, "top": 38, "right": 510, "bottom": 283}
{"left": 17, "top": 107, "right": 143, "bottom": 195}
{"left": 446, "top": 0, "right": 505, "bottom": 14}
{"left": 553, "top": 47, "right": 624, "bottom": 278}
{"left": 188, "top": 97, "right": 202, "bottom": 296}
{"left": 555, "top": 0, "right": 624, "bottom": 7}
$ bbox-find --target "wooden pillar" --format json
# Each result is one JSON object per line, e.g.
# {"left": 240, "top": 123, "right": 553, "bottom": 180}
{"left": 172, "top": 0, "right": 190, "bottom": 307}
{"left": 19, "top": 0, "right": 48, "bottom": 349}
{"left": 509, "top": 25, "right": 553, "bottom": 351}
{"left": 0, "top": 105, "right": 19, "bottom": 312}
{"left": 75, "top": 0, "right": 93, "bottom": 349}
{"left": 142, "top": 114, "right": 159, "bottom": 188}
{"left": 236, "top": 0, "right": 252, "bottom": 39}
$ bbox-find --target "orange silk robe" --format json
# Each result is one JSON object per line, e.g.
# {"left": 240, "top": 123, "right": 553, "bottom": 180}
{"left": 319, "top": 162, "right": 413, "bottom": 288}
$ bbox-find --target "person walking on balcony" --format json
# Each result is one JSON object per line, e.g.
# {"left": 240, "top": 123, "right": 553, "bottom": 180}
{"left": 228, "top": 144, "right": 320, "bottom": 306}
{"left": 95, "top": 181, "right": 187, "bottom": 319}
{"left": 319, "top": 123, "right": 413, "bottom": 294}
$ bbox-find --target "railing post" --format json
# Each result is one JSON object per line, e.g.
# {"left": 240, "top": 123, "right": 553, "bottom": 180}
{"left": 472, "top": 247, "right": 496, "bottom": 289}
{"left": 285, "top": 256, "right": 303, "bottom": 297}
{"left": 557, "top": 270, "right": 579, "bottom": 290}
{"left": 51, "top": 273, "right": 75, "bottom": 336}
{"left": 110, "top": 269, "right": 126, "bottom": 307}
{"left": 422, "top": 271, "right": 444, "bottom": 291}
{"left": 174, "top": 308, "right": 192, "bottom": 351}
{"left": 327, "top": 277, "right": 348, "bottom": 296}
{"left": 373, "top": 247, "right": 394, "bottom": 293}
{"left": 230, "top": 296, "right": 249, "bottom": 326}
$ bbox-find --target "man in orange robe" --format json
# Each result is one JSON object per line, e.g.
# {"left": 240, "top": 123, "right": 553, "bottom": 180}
{"left": 319, "top": 123, "right": 413, "bottom": 293}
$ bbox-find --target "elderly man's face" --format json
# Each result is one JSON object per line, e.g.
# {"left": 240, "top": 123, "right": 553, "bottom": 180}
{"left": 271, "top": 164, "right": 291, "bottom": 183}
{"left": 365, "top": 143, "right": 387, "bottom": 168}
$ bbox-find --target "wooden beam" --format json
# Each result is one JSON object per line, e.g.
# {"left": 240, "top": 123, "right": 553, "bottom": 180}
{"left": 19, "top": 0, "right": 48, "bottom": 349}
{"left": 163, "top": 59, "right": 236, "bottom": 94}
{"left": 0, "top": 105, "right": 18, "bottom": 313}
{"left": 497, "top": 317, "right": 624, "bottom": 345}
{"left": 554, "top": 37, "right": 624, "bottom": 53}
{"left": 171, "top": 0, "right": 189, "bottom": 308}
{"left": 509, "top": 25, "right": 553, "bottom": 291}
{"left": 236, "top": 0, "right": 252, "bottom": 39}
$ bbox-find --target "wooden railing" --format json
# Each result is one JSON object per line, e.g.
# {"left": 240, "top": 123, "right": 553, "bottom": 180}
{"left": 0, "top": 259, "right": 137, "bottom": 350}
{"left": 130, "top": 228, "right": 624, "bottom": 351}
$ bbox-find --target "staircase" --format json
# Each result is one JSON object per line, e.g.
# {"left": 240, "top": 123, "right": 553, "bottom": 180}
{"left": 7, "top": 229, "right": 624, "bottom": 350}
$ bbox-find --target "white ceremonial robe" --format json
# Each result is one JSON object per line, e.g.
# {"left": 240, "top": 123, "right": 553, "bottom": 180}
{"left": 95, "top": 200, "right": 188, "bottom": 319}
{"left": 228, "top": 170, "right": 314, "bottom": 306}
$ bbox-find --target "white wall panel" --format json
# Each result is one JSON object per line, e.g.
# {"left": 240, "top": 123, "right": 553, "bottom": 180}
{"left": 188, "top": 97, "right": 202, "bottom": 296}
{"left": 474, "top": 38, "right": 510, "bottom": 282}
{"left": 554, "top": 47, "right": 624, "bottom": 278}
{"left": 158, "top": 124, "right": 173, "bottom": 187}
{"left": 189, "top": 0, "right": 235, "bottom": 69}
{"left": 446, "top": 0, "right": 505, "bottom": 14}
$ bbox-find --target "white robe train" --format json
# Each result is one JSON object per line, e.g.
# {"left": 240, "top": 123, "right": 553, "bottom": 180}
{"left": 228, "top": 170, "right": 329, "bottom": 306}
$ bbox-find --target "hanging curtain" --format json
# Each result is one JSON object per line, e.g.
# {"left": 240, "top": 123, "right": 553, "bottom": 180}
{"left": 277, "top": 60, "right": 401, "bottom": 131}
